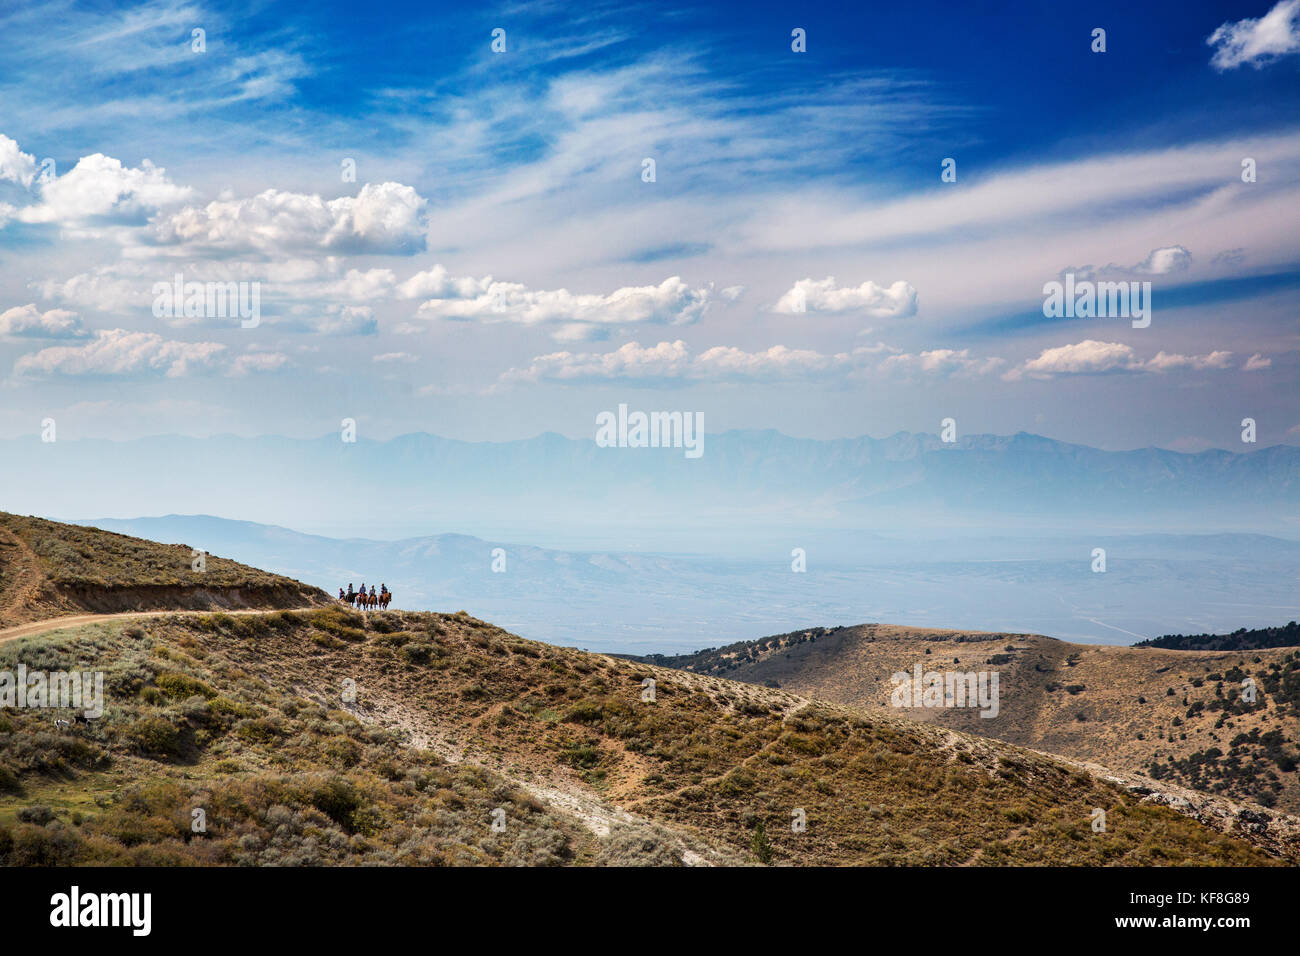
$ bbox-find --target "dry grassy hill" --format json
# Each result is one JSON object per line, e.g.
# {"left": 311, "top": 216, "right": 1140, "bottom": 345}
{"left": 0, "top": 513, "right": 330, "bottom": 628}
{"left": 631, "top": 623, "right": 1300, "bottom": 815}
{"left": 0, "top": 606, "right": 1293, "bottom": 866}
{"left": 0, "top": 517, "right": 1293, "bottom": 866}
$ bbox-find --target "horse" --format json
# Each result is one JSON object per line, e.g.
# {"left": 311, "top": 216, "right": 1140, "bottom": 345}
{"left": 341, "top": 584, "right": 389, "bottom": 609}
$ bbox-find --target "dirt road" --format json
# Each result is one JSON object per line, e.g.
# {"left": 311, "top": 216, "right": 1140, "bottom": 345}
{"left": 0, "top": 608, "right": 275, "bottom": 646}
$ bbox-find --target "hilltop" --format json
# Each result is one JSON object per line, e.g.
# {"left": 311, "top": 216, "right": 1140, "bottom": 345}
{"left": 1136, "top": 622, "right": 1300, "bottom": 652}
{"left": 629, "top": 623, "right": 1300, "bottom": 814}
{"left": 0, "top": 512, "right": 330, "bottom": 629}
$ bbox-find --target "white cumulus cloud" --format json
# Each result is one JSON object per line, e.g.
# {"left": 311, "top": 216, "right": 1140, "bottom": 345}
{"left": 0, "top": 134, "right": 37, "bottom": 188}
{"left": 18, "top": 154, "right": 193, "bottom": 225}
{"left": 1007, "top": 340, "right": 1234, "bottom": 380}
{"left": 1244, "top": 352, "right": 1272, "bottom": 370}
{"left": 229, "top": 351, "right": 290, "bottom": 376}
{"left": 1136, "top": 245, "right": 1192, "bottom": 274}
{"left": 150, "top": 182, "right": 428, "bottom": 256}
{"left": 416, "top": 275, "right": 717, "bottom": 340}
{"left": 0, "top": 304, "right": 86, "bottom": 339}
{"left": 773, "top": 277, "right": 917, "bottom": 317}
{"left": 14, "top": 329, "right": 226, "bottom": 378}
{"left": 1208, "top": 0, "right": 1300, "bottom": 70}
{"left": 879, "top": 349, "right": 1004, "bottom": 379}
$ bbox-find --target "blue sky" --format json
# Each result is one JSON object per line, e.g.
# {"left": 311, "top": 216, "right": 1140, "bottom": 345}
{"left": 0, "top": 0, "right": 1297, "bottom": 452}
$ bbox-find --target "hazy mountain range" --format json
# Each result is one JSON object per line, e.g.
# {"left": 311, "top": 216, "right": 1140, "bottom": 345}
{"left": 7, "top": 428, "right": 1295, "bottom": 651}
{"left": 5, "top": 430, "right": 1297, "bottom": 551}
{"left": 70, "top": 514, "right": 1300, "bottom": 654}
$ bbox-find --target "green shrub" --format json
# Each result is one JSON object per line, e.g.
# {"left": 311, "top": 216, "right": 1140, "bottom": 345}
{"left": 155, "top": 671, "right": 217, "bottom": 700}
{"left": 125, "top": 716, "right": 182, "bottom": 757}
{"left": 310, "top": 777, "right": 363, "bottom": 832}
{"left": 17, "top": 805, "right": 55, "bottom": 825}
{"left": 401, "top": 643, "right": 435, "bottom": 665}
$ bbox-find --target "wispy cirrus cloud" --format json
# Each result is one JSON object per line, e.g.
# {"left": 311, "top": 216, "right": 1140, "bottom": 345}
{"left": 0, "top": 0, "right": 1294, "bottom": 449}
{"left": 0, "top": 0, "right": 311, "bottom": 148}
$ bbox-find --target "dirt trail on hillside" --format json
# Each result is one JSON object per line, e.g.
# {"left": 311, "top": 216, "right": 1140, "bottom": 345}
{"left": 0, "top": 528, "right": 45, "bottom": 624}
{"left": 0, "top": 608, "right": 274, "bottom": 645}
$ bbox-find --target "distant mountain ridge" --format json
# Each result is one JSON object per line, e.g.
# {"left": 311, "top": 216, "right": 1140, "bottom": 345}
{"left": 3, "top": 429, "right": 1296, "bottom": 546}
{"left": 66, "top": 514, "right": 1300, "bottom": 651}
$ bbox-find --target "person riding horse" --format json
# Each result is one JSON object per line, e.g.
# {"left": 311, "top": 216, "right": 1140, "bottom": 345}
{"left": 338, "top": 581, "right": 393, "bottom": 609}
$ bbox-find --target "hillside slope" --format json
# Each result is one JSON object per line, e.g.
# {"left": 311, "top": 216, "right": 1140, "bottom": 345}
{"left": 0, "top": 607, "right": 1290, "bottom": 865}
{"left": 630, "top": 623, "right": 1300, "bottom": 814}
{"left": 0, "top": 513, "right": 331, "bottom": 628}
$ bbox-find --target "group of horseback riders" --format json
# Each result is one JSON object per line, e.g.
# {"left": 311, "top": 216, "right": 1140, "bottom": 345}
{"left": 339, "top": 582, "right": 391, "bottom": 610}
